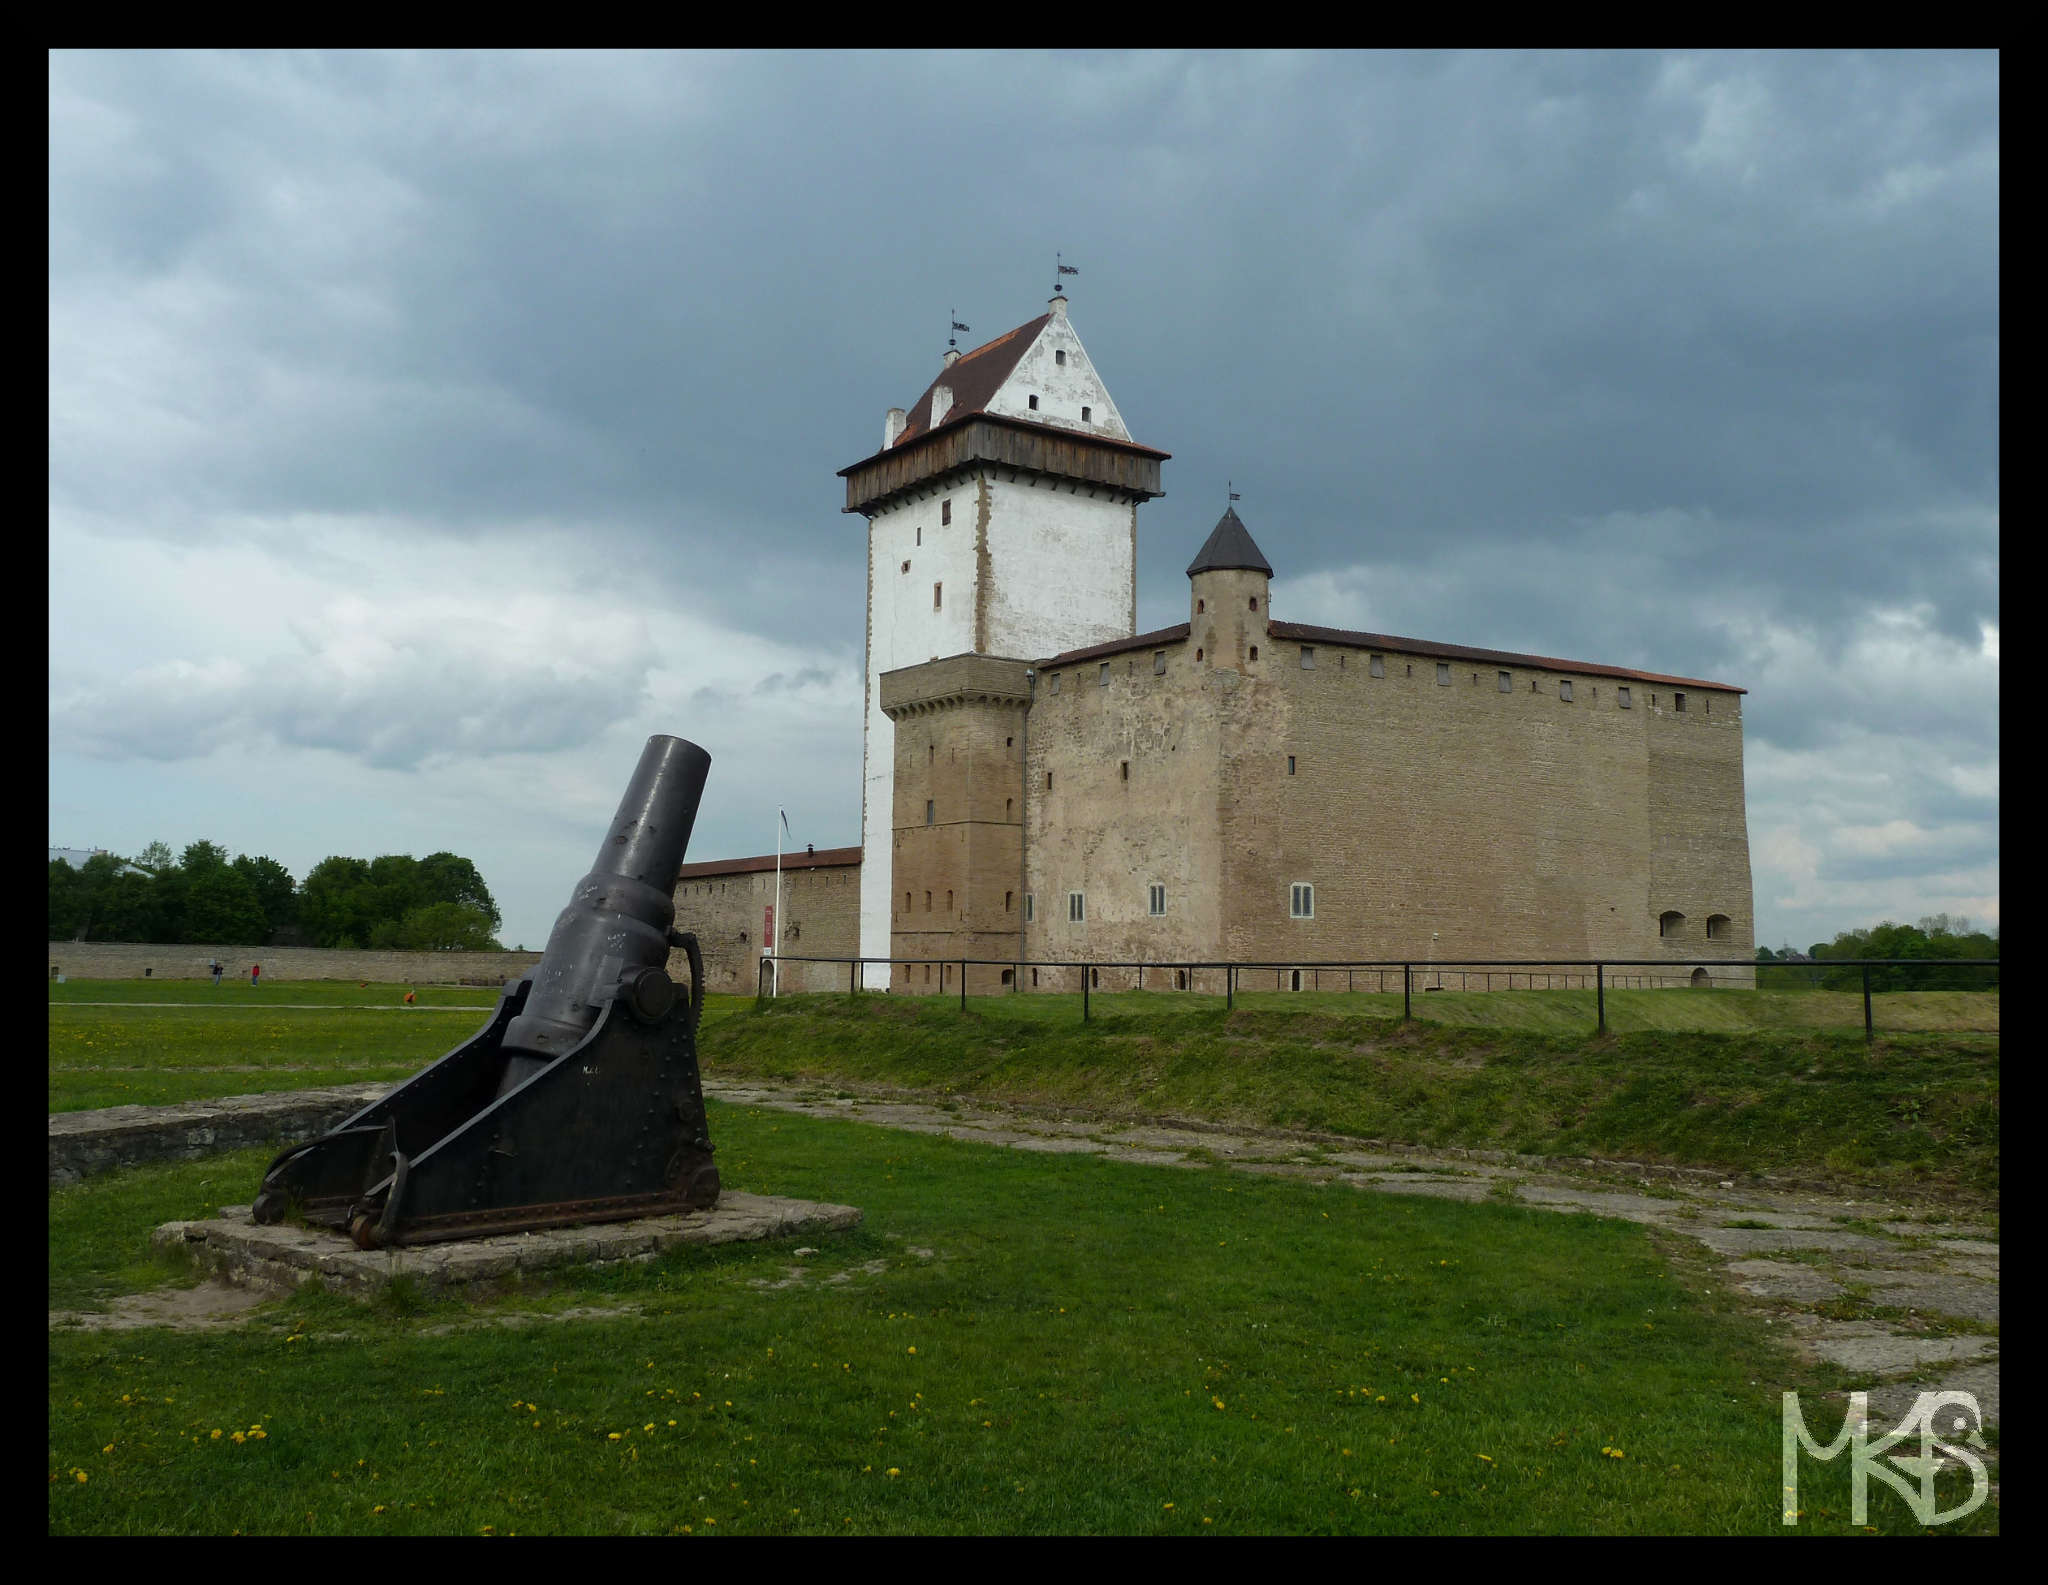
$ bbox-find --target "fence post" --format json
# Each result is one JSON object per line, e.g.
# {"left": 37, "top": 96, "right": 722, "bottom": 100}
{"left": 961, "top": 961, "right": 968, "bottom": 1013}
{"left": 1596, "top": 962, "right": 1605, "bottom": 1036}
{"left": 1402, "top": 964, "right": 1411, "bottom": 1021}
{"left": 1083, "top": 967, "right": 1090, "bottom": 1024}
{"left": 755, "top": 956, "right": 767, "bottom": 1011}
{"left": 1226, "top": 964, "right": 1233, "bottom": 1012}
{"left": 1863, "top": 962, "right": 1873, "bottom": 1044}
{"left": 850, "top": 959, "right": 857, "bottom": 998}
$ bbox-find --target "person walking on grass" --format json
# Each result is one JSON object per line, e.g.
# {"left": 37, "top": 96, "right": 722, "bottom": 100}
{"left": 250, "top": 962, "right": 261, "bottom": 988}
{"left": 210, "top": 959, "right": 223, "bottom": 987}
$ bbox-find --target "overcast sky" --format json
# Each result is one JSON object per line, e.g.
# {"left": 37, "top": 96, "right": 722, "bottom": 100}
{"left": 49, "top": 50, "right": 1998, "bottom": 953}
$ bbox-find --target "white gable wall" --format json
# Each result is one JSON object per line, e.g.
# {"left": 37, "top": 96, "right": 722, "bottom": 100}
{"left": 983, "top": 308, "right": 1132, "bottom": 441}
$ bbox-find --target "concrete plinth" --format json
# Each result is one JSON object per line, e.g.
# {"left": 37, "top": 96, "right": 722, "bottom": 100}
{"left": 152, "top": 1192, "right": 863, "bottom": 1298}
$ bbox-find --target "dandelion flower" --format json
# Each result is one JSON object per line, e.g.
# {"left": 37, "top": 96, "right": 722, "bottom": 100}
{"left": 907, "top": 1347, "right": 916, "bottom": 1355}
{"left": 887, "top": 1468, "right": 900, "bottom": 1477}
{"left": 102, "top": 1444, "right": 114, "bottom": 1455}
{"left": 1410, "top": 1394, "right": 1420, "bottom": 1404}
{"left": 75, "top": 1471, "right": 88, "bottom": 1484}
{"left": 211, "top": 1430, "right": 223, "bottom": 1440}
{"left": 609, "top": 1433, "right": 623, "bottom": 1442}
{"left": 373, "top": 1505, "right": 385, "bottom": 1514}
{"left": 669, "top": 1420, "right": 678, "bottom": 1427}
{"left": 1163, "top": 1502, "right": 1173, "bottom": 1509}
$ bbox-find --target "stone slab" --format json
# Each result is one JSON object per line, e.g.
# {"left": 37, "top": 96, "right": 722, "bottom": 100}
{"left": 50, "top": 1085, "right": 392, "bottom": 1186}
{"left": 152, "top": 1191, "right": 862, "bottom": 1298}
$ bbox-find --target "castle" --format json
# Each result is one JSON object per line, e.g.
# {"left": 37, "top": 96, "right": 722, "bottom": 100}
{"left": 671, "top": 294, "right": 1755, "bottom": 994}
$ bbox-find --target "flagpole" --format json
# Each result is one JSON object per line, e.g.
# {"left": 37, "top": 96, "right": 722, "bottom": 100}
{"left": 772, "top": 808, "right": 785, "bottom": 998}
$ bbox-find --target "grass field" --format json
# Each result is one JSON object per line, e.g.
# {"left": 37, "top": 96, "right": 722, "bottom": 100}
{"left": 46, "top": 985, "right": 753, "bottom": 1113}
{"left": 47, "top": 1099, "right": 1996, "bottom": 1535}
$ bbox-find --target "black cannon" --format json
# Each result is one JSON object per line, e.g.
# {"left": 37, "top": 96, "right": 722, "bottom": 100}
{"left": 252, "top": 735, "right": 720, "bottom": 1249}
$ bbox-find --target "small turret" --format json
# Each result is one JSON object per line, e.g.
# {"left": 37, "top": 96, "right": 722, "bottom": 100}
{"left": 1186, "top": 505, "right": 1274, "bottom": 670}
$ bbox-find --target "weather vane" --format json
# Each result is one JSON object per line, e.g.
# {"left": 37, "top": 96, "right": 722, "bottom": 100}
{"left": 1055, "top": 251, "right": 1079, "bottom": 295}
{"left": 949, "top": 309, "right": 970, "bottom": 350}
{"left": 1228, "top": 480, "right": 1241, "bottom": 506}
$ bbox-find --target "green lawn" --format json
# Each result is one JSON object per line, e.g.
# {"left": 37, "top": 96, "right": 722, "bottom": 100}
{"left": 48, "top": 1100, "right": 1993, "bottom": 1535}
{"left": 46, "top": 987, "right": 755, "bottom": 1113}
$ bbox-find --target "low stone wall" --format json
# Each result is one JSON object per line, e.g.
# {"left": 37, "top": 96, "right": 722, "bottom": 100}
{"left": 46, "top": 941, "right": 542, "bottom": 985}
{"left": 48, "top": 1085, "right": 392, "bottom": 1186}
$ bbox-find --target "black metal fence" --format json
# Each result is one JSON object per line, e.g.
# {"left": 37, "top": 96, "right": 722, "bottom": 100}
{"left": 755, "top": 954, "right": 1998, "bottom": 1042}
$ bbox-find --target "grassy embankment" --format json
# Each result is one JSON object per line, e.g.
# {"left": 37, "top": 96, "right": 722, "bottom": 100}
{"left": 710, "top": 993, "right": 1999, "bottom": 1198}
{"left": 48, "top": 1099, "right": 1997, "bottom": 1535}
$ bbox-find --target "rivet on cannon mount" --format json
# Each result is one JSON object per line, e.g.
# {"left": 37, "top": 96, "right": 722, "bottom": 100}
{"left": 251, "top": 735, "right": 721, "bottom": 1249}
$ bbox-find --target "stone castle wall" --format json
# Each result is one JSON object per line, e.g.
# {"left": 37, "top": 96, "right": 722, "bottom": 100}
{"left": 46, "top": 941, "right": 542, "bottom": 985}
{"left": 669, "top": 859, "right": 863, "bottom": 995}
{"left": 886, "top": 580, "right": 1754, "bottom": 989}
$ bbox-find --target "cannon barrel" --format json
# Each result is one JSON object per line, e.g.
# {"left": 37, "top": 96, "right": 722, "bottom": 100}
{"left": 496, "top": 734, "right": 711, "bottom": 1096}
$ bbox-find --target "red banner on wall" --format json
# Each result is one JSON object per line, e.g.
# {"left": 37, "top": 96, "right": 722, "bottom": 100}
{"left": 763, "top": 905, "right": 774, "bottom": 950}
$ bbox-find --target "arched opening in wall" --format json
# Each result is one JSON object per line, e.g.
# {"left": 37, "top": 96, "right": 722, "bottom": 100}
{"left": 1706, "top": 914, "right": 1731, "bottom": 940}
{"left": 1001, "top": 968, "right": 1014, "bottom": 986}
{"left": 1196, "top": 649, "right": 1203, "bottom": 662}
{"left": 1659, "top": 911, "right": 1685, "bottom": 938}
{"left": 1290, "top": 969, "right": 1302, "bottom": 991}
{"left": 1249, "top": 645, "right": 1259, "bottom": 661}
{"left": 1031, "top": 968, "right": 1040, "bottom": 987}
{"left": 1197, "top": 598, "right": 1205, "bottom": 613}
{"left": 1176, "top": 969, "right": 1187, "bottom": 990}
{"left": 1690, "top": 968, "right": 1711, "bottom": 988}
{"left": 1091, "top": 968, "right": 1100, "bottom": 989}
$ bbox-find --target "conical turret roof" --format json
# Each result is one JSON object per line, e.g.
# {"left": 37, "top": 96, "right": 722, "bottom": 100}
{"left": 1185, "top": 505, "right": 1273, "bottom": 577}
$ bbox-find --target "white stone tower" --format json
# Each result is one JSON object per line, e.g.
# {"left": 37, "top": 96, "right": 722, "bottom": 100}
{"left": 838, "top": 294, "right": 1169, "bottom": 985}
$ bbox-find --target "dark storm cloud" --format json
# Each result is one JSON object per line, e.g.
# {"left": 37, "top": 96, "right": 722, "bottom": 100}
{"left": 48, "top": 50, "right": 1997, "bottom": 944}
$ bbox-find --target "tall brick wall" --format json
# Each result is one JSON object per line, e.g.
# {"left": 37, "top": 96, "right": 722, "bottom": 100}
{"left": 45, "top": 942, "right": 542, "bottom": 985}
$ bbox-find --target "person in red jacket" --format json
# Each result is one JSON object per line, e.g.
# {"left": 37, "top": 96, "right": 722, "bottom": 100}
{"left": 250, "top": 962, "right": 261, "bottom": 987}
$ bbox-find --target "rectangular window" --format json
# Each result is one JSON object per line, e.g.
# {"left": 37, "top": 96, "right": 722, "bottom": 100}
{"left": 1559, "top": 680, "right": 1574, "bottom": 702}
{"left": 1618, "top": 687, "right": 1631, "bottom": 708}
{"left": 1068, "top": 892, "right": 1085, "bottom": 923}
{"left": 1674, "top": 692, "right": 1687, "bottom": 712}
{"left": 1024, "top": 893, "right": 1034, "bottom": 923}
{"left": 1046, "top": 771, "right": 1053, "bottom": 789}
{"left": 1498, "top": 671, "right": 1512, "bottom": 692}
{"left": 1028, "top": 394, "right": 1039, "bottom": 410}
{"left": 1055, "top": 350, "right": 1066, "bottom": 366}
{"left": 1081, "top": 405, "right": 1092, "bottom": 421}
{"left": 946, "top": 890, "right": 953, "bottom": 912}
{"left": 1289, "top": 883, "right": 1314, "bottom": 920}
{"left": 916, "top": 526, "right": 921, "bottom": 546}
{"left": 933, "top": 582, "right": 942, "bottom": 611}
{"left": 1148, "top": 883, "right": 1166, "bottom": 917}
{"left": 1049, "top": 673, "right": 1060, "bottom": 694}
{"left": 1099, "top": 662, "right": 1110, "bottom": 686}
{"left": 1287, "top": 755, "right": 1296, "bottom": 776}
{"left": 1301, "top": 646, "right": 1315, "bottom": 669}
{"left": 941, "top": 499, "right": 952, "bottom": 526}
{"left": 1436, "top": 662, "right": 1451, "bottom": 685}
{"left": 1120, "top": 761, "right": 1129, "bottom": 781}
{"left": 925, "top": 799, "right": 934, "bottom": 827}
{"left": 924, "top": 891, "right": 931, "bottom": 912}
{"left": 1005, "top": 890, "right": 1013, "bottom": 912}
{"left": 901, "top": 560, "right": 910, "bottom": 573}
{"left": 1369, "top": 654, "right": 1385, "bottom": 678}
{"left": 1154, "top": 650, "right": 1166, "bottom": 674}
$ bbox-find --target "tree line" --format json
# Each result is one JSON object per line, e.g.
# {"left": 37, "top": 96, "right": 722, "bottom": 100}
{"left": 1755, "top": 914, "right": 1999, "bottom": 991}
{"left": 49, "top": 841, "right": 503, "bottom": 951}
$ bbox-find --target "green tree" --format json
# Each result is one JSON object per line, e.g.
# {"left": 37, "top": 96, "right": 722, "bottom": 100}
{"left": 299, "top": 856, "right": 374, "bottom": 948}
{"left": 181, "top": 864, "right": 268, "bottom": 945}
{"left": 49, "top": 859, "right": 86, "bottom": 941}
{"left": 387, "top": 902, "right": 501, "bottom": 951}
{"left": 231, "top": 854, "right": 298, "bottom": 940}
{"left": 417, "top": 852, "right": 501, "bottom": 930}
{"left": 135, "top": 840, "right": 176, "bottom": 874}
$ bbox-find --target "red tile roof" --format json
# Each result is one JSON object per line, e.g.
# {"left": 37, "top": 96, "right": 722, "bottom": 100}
{"left": 1042, "top": 624, "right": 1192, "bottom": 668}
{"left": 675, "top": 845, "right": 862, "bottom": 881}
{"left": 889, "top": 315, "right": 1051, "bottom": 448}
